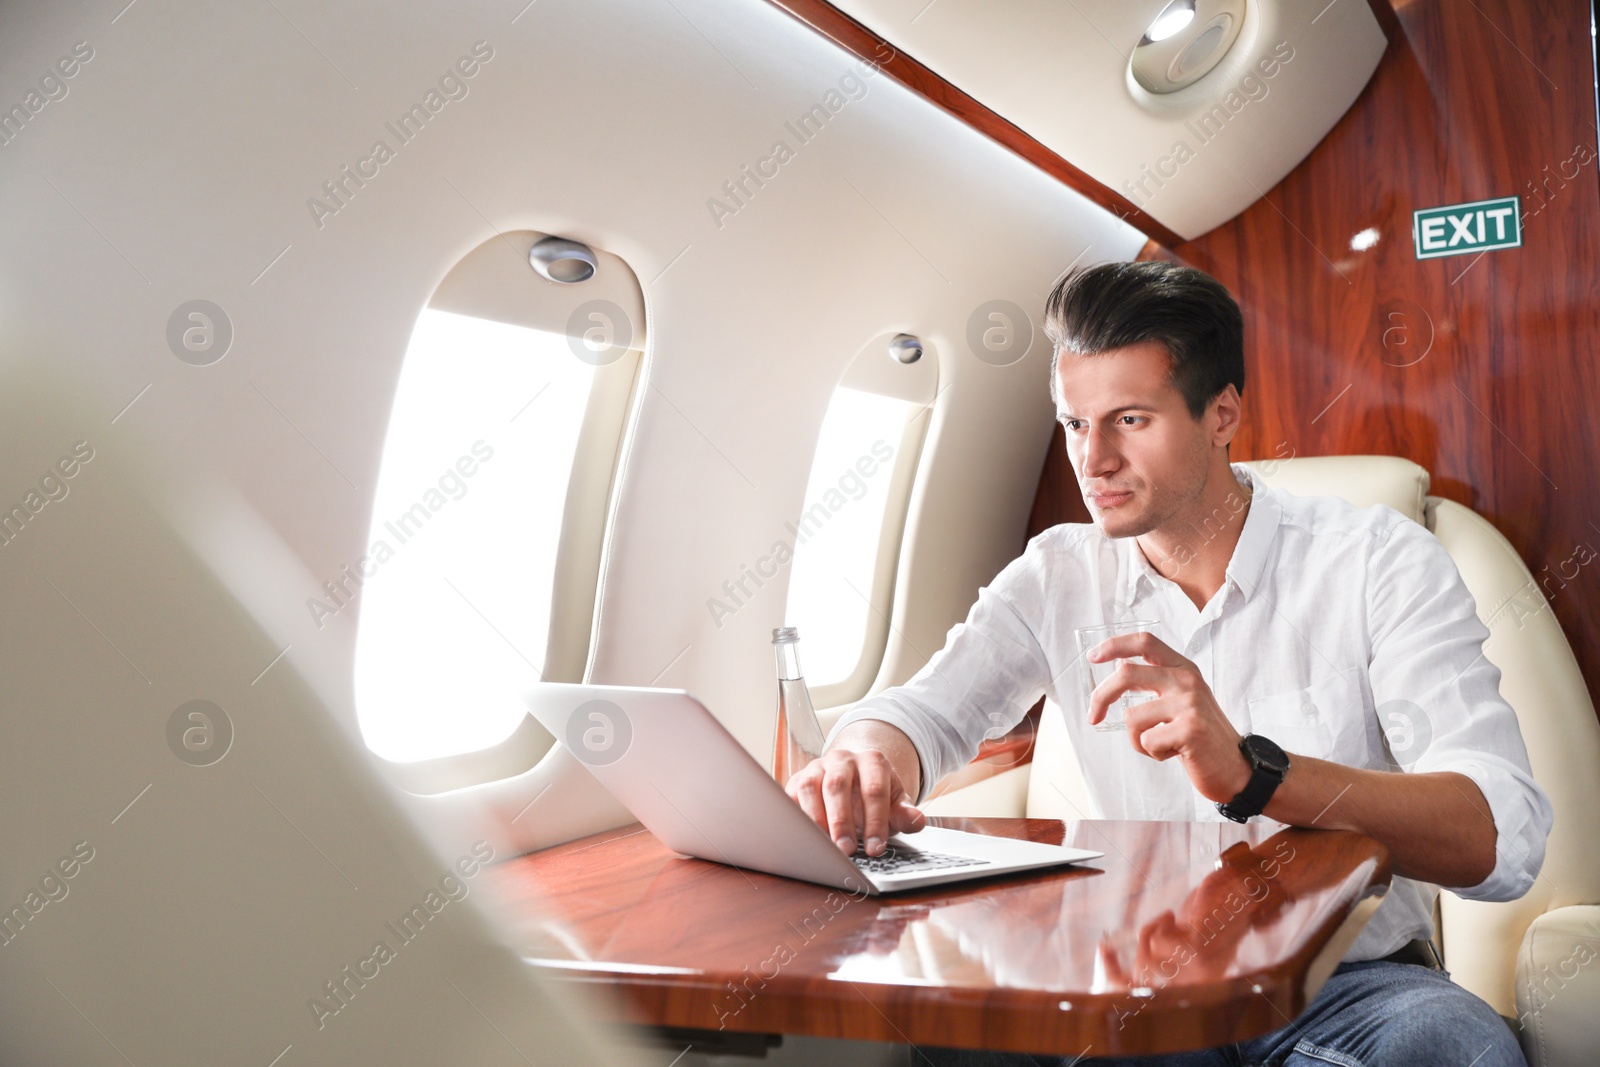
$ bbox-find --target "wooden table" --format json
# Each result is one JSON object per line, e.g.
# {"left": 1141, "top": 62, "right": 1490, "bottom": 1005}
{"left": 484, "top": 817, "right": 1390, "bottom": 1059}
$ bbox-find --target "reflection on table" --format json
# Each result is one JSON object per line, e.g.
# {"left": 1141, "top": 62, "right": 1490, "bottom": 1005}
{"left": 484, "top": 817, "right": 1389, "bottom": 1058}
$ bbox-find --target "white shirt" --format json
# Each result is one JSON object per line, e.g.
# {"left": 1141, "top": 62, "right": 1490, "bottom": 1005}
{"left": 830, "top": 462, "right": 1553, "bottom": 961}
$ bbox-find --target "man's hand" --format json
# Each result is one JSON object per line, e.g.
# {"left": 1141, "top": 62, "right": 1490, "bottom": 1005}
{"left": 1086, "top": 631, "right": 1249, "bottom": 804}
{"left": 785, "top": 722, "right": 926, "bottom": 856}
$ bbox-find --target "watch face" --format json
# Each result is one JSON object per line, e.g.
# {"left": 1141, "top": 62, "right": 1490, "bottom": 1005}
{"left": 1243, "top": 734, "right": 1290, "bottom": 775}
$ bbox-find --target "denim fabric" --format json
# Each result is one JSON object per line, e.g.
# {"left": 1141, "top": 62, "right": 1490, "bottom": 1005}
{"left": 919, "top": 960, "right": 1525, "bottom": 1067}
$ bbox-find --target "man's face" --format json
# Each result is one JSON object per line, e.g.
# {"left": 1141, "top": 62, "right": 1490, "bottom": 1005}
{"left": 1054, "top": 340, "right": 1213, "bottom": 539}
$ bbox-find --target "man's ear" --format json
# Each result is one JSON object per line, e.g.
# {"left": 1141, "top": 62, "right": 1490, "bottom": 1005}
{"left": 1209, "top": 384, "right": 1243, "bottom": 447}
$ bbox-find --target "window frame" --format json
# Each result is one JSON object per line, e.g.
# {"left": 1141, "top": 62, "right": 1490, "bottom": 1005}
{"left": 362, "top": 231, "right": 644, "bottom": 791}
{"left": 794, "top": 332, "right": 939, "bottom": 711}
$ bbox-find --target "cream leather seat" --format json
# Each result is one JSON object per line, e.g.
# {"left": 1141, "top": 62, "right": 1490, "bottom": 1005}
{"left": 924, "top": 455, "right": 1600, "bottom": 1067}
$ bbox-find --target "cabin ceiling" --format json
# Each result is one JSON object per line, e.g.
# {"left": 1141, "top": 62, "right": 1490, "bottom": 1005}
{"left": 821, "top": 0, "right": 1389, "bottom": 241}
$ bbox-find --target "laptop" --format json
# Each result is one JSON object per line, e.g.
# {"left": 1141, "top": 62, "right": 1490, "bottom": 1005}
{"left": 527, "top": 683, "right": 1102, "bottom": 895}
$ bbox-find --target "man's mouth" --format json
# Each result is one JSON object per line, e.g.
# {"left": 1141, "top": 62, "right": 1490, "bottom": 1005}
{"left": 1087, "top": 489, "right": 1134, "bottom": 509}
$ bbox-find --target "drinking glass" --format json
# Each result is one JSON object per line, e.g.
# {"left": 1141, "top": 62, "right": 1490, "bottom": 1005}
{"left": 1075, "top": 620, "right": 1161, "bottom": 732}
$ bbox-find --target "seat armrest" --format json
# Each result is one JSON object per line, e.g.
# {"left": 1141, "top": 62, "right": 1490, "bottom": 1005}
{"left": 1514, "top": 905, "right": 1600, "bottom": 1067}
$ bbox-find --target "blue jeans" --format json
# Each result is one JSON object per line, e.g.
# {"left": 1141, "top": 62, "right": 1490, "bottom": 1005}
{"left": 919, "top": 960, "right": 1525, "bottom": 1066}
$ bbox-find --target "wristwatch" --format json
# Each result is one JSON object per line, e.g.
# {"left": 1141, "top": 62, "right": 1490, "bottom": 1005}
{"left": 1216, "top": 734, "right": 1290, "bottom": 823}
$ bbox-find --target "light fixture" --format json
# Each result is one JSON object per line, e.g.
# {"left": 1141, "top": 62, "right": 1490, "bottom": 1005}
{"left": 1350, "top": 227, "right": 1380, "bottom": 252}
{"left": 1143, "top": 0, "right": 1195, "bottom": 44}
{"left": 1130, "top": 0, "right": 1246, "bottom": 95}
{"left": 529, "top": 236, "right": 598, "bottom": 284}
{"left": 888, "top": 333, "right": 923, "bottom": 364}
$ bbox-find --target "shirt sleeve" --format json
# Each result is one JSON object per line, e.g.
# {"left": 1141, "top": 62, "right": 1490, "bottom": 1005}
{"left": 826, "top": 537, "right": 1059, "bottom": 805}
{"left": 1366, "top": 512, "right": 1554, "bottom": 901}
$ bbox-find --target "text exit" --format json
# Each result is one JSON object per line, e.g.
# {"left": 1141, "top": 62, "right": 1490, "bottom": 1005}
{"left": 1412, "top": 196, "right": 1522, "bottom": 260}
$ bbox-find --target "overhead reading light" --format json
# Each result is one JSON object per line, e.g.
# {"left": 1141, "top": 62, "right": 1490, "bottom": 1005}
{"left": 887, "top": 333, "right": 923, "bottom": 364}
{"left": 1143, "top": 0, "right": 1195, "bottom": 43}
{"left": 529, "top": 236, "right": 598, "bottom": 284}
{"left": 1131, "top": 0, "right": 1246, "bottom": 95}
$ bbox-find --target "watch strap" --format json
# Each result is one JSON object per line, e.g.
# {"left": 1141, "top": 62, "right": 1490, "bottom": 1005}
{"left": 1217, "top": 735, "right": 1288, "bottom": 822}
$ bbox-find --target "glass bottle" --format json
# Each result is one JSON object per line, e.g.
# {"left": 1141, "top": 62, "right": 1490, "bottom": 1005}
{"left": 771, "top": 627, "right": 826, "bottom": 786}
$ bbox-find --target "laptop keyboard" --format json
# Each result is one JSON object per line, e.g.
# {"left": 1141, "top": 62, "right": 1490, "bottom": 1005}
{"left": 851, "top": 841, "right": 992, "bottom": 876}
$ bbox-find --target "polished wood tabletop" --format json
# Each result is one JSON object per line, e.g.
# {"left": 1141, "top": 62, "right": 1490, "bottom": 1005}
{"left": 484, "top": 817, "right": 1390, "bottom": 1058}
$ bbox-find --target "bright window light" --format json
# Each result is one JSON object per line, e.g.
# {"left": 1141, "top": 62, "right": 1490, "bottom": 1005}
{"left": 355, "top": 309, "right": 596, "bottom": 763}
{"left": 1146, "top": 2, "right": 1196, "bottom": 42}
{"left": 785, "top": 387, "right": 907, "bottom": 688}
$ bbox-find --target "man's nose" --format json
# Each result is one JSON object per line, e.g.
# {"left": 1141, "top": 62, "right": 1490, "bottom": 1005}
{"left": 1081, "top": 424, "right": 1120, "bottom": 477}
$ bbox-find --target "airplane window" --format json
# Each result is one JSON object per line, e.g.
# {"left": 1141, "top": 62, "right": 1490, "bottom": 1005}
{"left": 355, "top": 310, "right": 591, "bottom": 761}
{"left": 786, "top": 335, "right": 937, "bottom": 708}
{"left": 786, "top": 387, "right": 908, "bottom": 687}
{"left": 355, "top": 233, "right": 643, "bottom": 771}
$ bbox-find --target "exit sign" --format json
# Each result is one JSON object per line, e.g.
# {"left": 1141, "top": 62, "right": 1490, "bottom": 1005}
{"left": 1413, "top": 196, "right": 1522, "bottom": 260}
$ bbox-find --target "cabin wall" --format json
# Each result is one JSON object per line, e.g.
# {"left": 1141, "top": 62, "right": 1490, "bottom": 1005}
{"left": 1029, "top": 0, "right": 1600, "bottom": 719}
{"left": 0, "top": 0, "right": 1144, "bottom": 868}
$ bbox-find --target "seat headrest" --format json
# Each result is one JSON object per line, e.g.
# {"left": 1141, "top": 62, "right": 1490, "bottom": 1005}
{"left": 1242, "top": 454, "right": 1431, "bottom": 525}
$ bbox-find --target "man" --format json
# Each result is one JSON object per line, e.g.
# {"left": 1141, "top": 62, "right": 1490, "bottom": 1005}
{"left": 785, "top": 261, "right": 1552, "bottom": 1065}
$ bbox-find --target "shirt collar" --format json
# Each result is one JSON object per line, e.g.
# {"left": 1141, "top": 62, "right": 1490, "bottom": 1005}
{"left": 1121, "top": 527, "right": 1161, "bottom": 610}
{"left": 1119, "top": 462, "right": 1282, "bottom": 608}
{"left": 1222, "top": 462, "right": 1281, "bottom": 603}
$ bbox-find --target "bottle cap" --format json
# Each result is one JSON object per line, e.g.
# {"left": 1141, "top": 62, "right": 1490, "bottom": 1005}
{"left": 772, "top": 627, "right": 799, "bottom": 643}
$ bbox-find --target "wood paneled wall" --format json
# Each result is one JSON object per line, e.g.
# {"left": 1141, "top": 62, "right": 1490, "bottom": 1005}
{"left": 1027, "top": 0, "right": 1600, "bottom": 714}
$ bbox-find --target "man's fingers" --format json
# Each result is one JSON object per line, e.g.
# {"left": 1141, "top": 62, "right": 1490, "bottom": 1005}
{"left": 1127, "top": 724, "right": 1151, "bottom": 759}
{"left": 1088, "top": 663, "right": 1168, "bottom": 728}
{"left": 1125, "top": 703, "right": 1179, "bottom": 761}
{"left": 1109, "top": 661, "right": 1167, "bottom": 698}
{"left": 787, "top": 766, "right": 828, "bottom": 828}
{"left": 1095, "top": 660, "right": 1175, "bottom": 730}
{"left": 1090, "top": 632, "right": 1188, "bottom": 670}
{"left": 820, "top": 756, "right": 862, "bottom": 853}
{"left": 1141, "top": 720, "right": 1182, "bottom": 762}
{"left": 850, "top": 787, "right": 868, "bottom": 854}
{"left": 791, "top": 749, "right": 918, "bottom": 855}
{"left": 856, "top": 755, "right": 896, "bottom": 855}
{"left": 1124, "top": 702, "right": 1165, "bottom": 759}
{"left": 891, "top": 795, "right": 927, "bottom": 835}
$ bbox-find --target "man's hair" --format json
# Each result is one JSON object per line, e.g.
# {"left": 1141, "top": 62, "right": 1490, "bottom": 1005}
{"left": 1042, "top": 260, "right": 1244, "bottom": 420}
